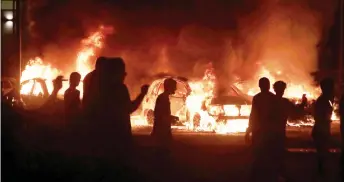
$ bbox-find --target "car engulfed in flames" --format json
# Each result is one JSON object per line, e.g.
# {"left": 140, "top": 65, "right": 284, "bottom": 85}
{"left": 208, "top": 94, "right": 252, "bottom": 121}
{"left": 141, "top": 76, "right": 192, "bottom": 126}
{"left": 141, "top": 74, "right": 253, "bottom": 133}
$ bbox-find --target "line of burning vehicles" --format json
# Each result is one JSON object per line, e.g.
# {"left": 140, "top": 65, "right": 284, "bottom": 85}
{"left": 2, "top": 75, "right": 340, "bottom": 130}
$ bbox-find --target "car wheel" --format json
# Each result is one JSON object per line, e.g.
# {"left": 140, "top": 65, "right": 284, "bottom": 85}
{"left": 146, "top": 110, "right": 154, "bottom": 125}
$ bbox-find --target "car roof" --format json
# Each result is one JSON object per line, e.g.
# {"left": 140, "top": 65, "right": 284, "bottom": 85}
{"left": 210, "top": 95, "right": 252, "bottom": 105}
{"left": 153, "top": 73, "right": 188, "bottom": 82}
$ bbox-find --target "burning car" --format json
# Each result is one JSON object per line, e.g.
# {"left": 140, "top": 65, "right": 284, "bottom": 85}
{"left": 1, "top": 77, "right": 17, "bottom": 96}
{"left": 141, "top": 74, "right": 253, "bottom": 130}
{"left": 20, "top": 78, "right": 51, "bottom": 109}
{"left": 20, "top": 78, "right": 68, "bottom": 109}
{"left": 141, "top": 76, "right": 192, "bottom": 125}
{"left": 207, "top": 87, "right": 252, "bottom": 120}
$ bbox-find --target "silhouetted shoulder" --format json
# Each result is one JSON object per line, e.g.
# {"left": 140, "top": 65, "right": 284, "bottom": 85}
{"left": 157, "top": 93, "right": 169, "bottom": 102}
{"left": 64, "top": 88, "right": 71, "bottom": 96}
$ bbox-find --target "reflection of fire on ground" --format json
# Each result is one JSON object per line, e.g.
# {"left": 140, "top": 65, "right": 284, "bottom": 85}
{"left": 19, "top": 25, "right": 340, "bottom": 135}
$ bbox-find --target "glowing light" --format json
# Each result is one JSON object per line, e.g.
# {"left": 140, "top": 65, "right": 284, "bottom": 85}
{"left": 4, "top": 11, "right": 13, "bottom": 20}
{"left": 3, "top": 20, "right": 13, "bottom": 33}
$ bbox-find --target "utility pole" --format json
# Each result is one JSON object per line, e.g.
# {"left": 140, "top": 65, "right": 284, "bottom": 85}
{"left": 16, "top": 0, "right": 22, "bottom": 83}
{"left": 339, "top": 0, "right": 343, "bottom": 95}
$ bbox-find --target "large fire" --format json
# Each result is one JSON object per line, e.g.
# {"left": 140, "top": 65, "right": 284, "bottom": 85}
{"left": 20, "top": 26, "right": 113, "bottom": 97}
{"left": 19, "top": 25, "right": 339, "bottom": 134}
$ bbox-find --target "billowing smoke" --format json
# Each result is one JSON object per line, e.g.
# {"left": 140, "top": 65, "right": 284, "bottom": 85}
{"left": 220, "top": 0, "right": 339, "bottom": 93}
{"left": 24, "top": 0, "right": 338, "bottom": 96}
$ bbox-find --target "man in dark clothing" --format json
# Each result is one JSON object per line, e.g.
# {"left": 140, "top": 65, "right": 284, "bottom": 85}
{"left": 245, "top": 77, "right": 278, "bottom": 182}
{"left": 273, "top": 81, "right": 307, "bottom": 180}
{"left": 87, "top": 57, "right": 149, "bottom": 157}
{"left": 82, "top": 56, "right": 106, "bottom": 112}
{"left": 312, "top": 78, "right": 335, "bottom": 175}
{"left": 64, "top": 72, "right": 81, "bottom": 123}
{"left": 151, "top": 78, "right": 178, "bottom": 181}
{"left": 101, "top": 58, "right": 150, "bottom": 181}
{"left": 151, "top": 78, "right": 178, "bottom": 152}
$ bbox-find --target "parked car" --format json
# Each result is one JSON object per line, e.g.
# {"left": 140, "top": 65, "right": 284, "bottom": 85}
{"left": 141, "top": 76, "right": 192, "bottom": 125}
{"left": 20, "top": 78, "right": 51, "bottom": 109}
{"left": 20, "top": 78, "right": 68, "bottom": 109}
{"left": 1, "top": 77, "right": 24, "bottom": 108}
{"left": 141, "top": 75, "right": 253, "bottom": 128}
{"left": 1, "top": 77, "right": 17, "bottom": 96}
{"left": 206, "top": 86, "right": 252, "bottom": 123}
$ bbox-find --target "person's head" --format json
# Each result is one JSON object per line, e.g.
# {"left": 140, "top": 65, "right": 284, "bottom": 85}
{"left": 95, "top": 56, "right": 107, "bottom": 71}
{"left": 53, "top": 76, "right": 63, "bottom": 91}
{"left": 106, "top": 57, "right": 126, "bottom": 83}
{"left": 273, "top": 81, "right": 287, "bottom": 98}
{"left": 259, "top": 77, "right": 270, "bottom": 92}
{"left": 320, "top": 78, "right": 334, "bottom": 98}
{"left": 163, "top": 78, "right": 177, "bottom": 95}
{"left": 69, "top": 72, "right": 81, "bottom": 88}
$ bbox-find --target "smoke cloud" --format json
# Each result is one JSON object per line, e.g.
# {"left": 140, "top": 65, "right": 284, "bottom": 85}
{"left": 25, "top": 0, "right": 338, "bottom": 95}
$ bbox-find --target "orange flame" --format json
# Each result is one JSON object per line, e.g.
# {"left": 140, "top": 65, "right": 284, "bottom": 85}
{"left": 20, "top": 26, "right": 114, "bottom": 97}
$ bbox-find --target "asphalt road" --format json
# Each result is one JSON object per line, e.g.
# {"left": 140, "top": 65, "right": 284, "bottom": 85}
{"left": 7, "top": 120, "right": 343, "bottom": 182}
{"left": 132, "top": 122, "right": 342, "bottom": 152}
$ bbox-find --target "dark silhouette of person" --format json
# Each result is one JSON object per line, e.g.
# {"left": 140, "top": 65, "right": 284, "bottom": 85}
{"left": 245, "top": 77, "right": 278, "bottom": 182}
{"left": 64, "top": 72, "right": 81, "bottom": 123}
{"left": 151, "top": 78, "right": 178, "bottom": 181}
{"left": 312, "top": 78, "right": 335, "bottom": 175}
{"left": 82, "top": 56, "right": 107, "bottom": 113}
{"left": 272, "top": 80, "right": 307, "bottom": 180}
{"left": 40, "top": 76, "right": 64, "bottom": 114}
{"left": 151, "top": 78, "right": 178, "bottom": 154}
{"left": 84, "top": 57, "right": 149, "bottom": 181}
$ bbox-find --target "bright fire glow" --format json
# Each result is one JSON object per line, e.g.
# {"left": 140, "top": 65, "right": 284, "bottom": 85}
{"left": 19, "top": 26, "right": 339, "bottom": 134}
{"left": 20, "top": 26, "right": 113, "bottom": 97}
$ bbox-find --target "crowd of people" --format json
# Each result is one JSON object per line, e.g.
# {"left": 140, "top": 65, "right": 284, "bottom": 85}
{"left": 245, "top": 77, "right": 344, "bottom": 182}
{"left": 2, "top": 56, "right": 344, "bottom": 182}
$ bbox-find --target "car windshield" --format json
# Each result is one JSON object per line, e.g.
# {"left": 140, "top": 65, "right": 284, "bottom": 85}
{"left": 227, "top": 87, "right": 239, "bottom": 96}
{"left": 173, "top": 81, "right": 188, "bottom": 97}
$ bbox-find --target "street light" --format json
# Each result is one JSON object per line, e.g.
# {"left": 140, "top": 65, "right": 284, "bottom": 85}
{"left": 3, "top": 11, "right": 14, "bottom": 20}
{"left": 3, "top": 20, "right": 14, "bottom": 33}
{"left": 339, "top": 0, "right": 343, "bottom": 94}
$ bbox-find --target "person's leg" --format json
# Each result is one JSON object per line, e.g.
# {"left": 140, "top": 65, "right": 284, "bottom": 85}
{"left": 315, "top": 138, "right": 330, "bottom": 176}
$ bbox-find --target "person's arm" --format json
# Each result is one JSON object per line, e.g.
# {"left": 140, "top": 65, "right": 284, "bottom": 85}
{"left": 76, "top": 90, "right": 81, "bottom": 108}
{"left": 124, "top": 85, "right": 148, "bottom": 114}
{"left": 82, "top": 74, "right": 90, "bottom": 106}
{"left": 246, "top": 97, "right": 257, "bottom": 134}
{"left": 63, "top": 91, "right": 68, "bottom": 110}
{"left": 130, "top": 93, "right": 145, "bottom": 113}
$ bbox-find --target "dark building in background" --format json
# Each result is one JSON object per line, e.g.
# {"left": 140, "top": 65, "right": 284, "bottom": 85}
{"left": 1, "top": 0, "right": 24, "bottom": 81}
{"left": 314, "top": 1, "right": 343, "bottom": 92}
